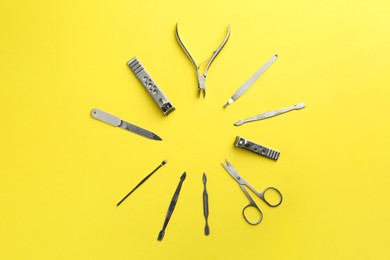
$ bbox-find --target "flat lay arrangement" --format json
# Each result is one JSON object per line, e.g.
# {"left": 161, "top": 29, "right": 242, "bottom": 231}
{"left": 3, "top": 1, "right": 389, "bottom": 258}
{"left": 91, "top": 24, "right": 305, "bottom": 241}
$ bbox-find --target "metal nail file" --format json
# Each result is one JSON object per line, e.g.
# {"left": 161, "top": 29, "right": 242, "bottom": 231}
{"left": 128, "top": 57, "right": 175, "bottom": 115}
{"left": 91, "top": 108, "right": 162, "bottom": 141}
{"left": 234, "top": 103, "right": 306, "bottom": 126}
{"left": 223, "top": 55, "right": 278, "bottom": 109}
{"left": 234, "top": 136, "right": 280, "bottom": 160}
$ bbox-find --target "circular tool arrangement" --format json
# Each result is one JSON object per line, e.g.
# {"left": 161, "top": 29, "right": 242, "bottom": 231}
{"left": 91, "top": 23, "right": 305, "bottom": 241}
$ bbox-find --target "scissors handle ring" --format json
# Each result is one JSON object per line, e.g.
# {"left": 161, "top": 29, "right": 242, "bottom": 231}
{"left": 242, "top": 204, "right": 263, "bottom": 225}
{"left": 262, "top": 186, "right": 283, "bottom": 207}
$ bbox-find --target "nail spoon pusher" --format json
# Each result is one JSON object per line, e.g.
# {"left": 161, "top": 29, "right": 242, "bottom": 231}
{"left": 234, "top": 103, "right": 305, "bottom": 126}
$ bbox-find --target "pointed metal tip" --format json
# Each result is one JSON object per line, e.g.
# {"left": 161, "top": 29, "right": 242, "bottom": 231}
{"left": 162, "top": 159, "right": 168, "bottom": 165}
{"left": 203, "top": 173, "right": 207, "bottom": 182}
{"left": 225, "top": 159, "right": 232, "bottom": 167}
{"left": 221, "top": 162, "right": 228, "bottom": 170}
{"left": 223, "top": 103, "right": 229, "bottom": 109}
{"left": 153, "top": 135, "right": 163, "bottom": 141}
{"left": 180, "top": 172, "right": 186, "bottom": 180}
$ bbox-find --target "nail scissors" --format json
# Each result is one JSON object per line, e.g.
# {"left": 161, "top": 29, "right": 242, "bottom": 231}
{"left": 221, "top": 159, "right": 283, "bottom": 225}
{"left": 175, "top": 23, "right": 230, "bottom": 97}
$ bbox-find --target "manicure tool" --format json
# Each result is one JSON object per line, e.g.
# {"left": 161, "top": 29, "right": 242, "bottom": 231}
{"left": 234, "top": 103, "right": 306, "bottom": 126}
{"left": 202, "top": 173, "right": 210, "bottom": 236}
{"left": 128, "top": 57, "right": 175, "bottom": 115}
{"left": 116, "top": 160, "right": 167, "bottom": 207}
{"left": 221, "top": 160, "right": 282, "bottom": 225}
{"left": 91, "top": 108, "right": 162, "bottom": 141}
{"left": 223, "top": 54, "right": 278, "bottom": 108}
{"left": 158, "top": 172, "right": 186, "bottom": 241}
{"left": 175, "top": 23, "right": 230, "bottom": 97}
{"left": 234, "top": 136, "right": 280, "bottom": 160}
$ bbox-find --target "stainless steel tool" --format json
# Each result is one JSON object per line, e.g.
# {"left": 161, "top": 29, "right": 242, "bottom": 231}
{"left": 91, "top": 108, "right": 162, "bottom": 141}
{"left": 203, "top": 173, "right": 210, "bottom": 236}
{"left": 234, "top": 136, "right": 280, "bottom": 160}
{"left": 158, "top": 172, "right": 187, "bottom": 241}
{"left": 128, "top": 57, "right": 175, "bottom": 115}
{"left": 223, "top": 55, "right": 278, "bottom": 108}
{"left": 116, "top": 160, "right": 167, "bottom": 206}
{"left": 234, "top": 103, "right": 305, "bottom": 126}
{"left": 221, "top": 159, "right": 282, "bottom": 225}
{"left": 175, "top": 23, "right": 230, "bottom": 97}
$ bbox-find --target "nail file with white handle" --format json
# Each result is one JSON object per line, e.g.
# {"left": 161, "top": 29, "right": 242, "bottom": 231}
{"left": 234, "top": 103, "right": 305, "bottom": 126}
{"left": 223, "top": 54, "right": 278, "bottom": 109}
{"left": 91, "top": 108, "right": 162, "bottom": 141}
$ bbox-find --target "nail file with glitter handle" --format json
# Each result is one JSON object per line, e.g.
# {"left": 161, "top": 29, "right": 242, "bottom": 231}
{"left": 234, "top": 136, "right": 280, "bottom": 160}
{"left": 128, "top": 57, "right": 175, "bottom": 115}
{"left": 91, "top": 108, "right": 162, "bottom": 141}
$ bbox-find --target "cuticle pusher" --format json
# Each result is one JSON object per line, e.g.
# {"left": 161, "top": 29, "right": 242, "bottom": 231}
{"left": 203, "top": 173, "right": 210, "bottom": 236}
{"left": 158, "top": 172, "right": 186, "bottom": 241}
{"left": 234, "top": 103, "right": 306, "bottom": 126}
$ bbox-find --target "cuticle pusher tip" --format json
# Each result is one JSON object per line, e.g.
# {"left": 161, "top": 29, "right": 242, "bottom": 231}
{"left": 295, "top": 103, "right": 305, "bottom": 109}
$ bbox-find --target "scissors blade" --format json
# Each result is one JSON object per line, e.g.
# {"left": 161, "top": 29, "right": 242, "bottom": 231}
{"left": 221, "top": 160, "right": 245, "bottom": 185}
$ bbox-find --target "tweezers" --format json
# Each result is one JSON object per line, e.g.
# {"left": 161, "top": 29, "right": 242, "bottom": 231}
{"left": 175, "top": 23, "right": 231, "bottom": 97}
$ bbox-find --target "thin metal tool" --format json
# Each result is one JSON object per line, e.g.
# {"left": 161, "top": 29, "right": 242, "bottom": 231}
{"left": 128, "top": 57, "right": 175, "bottom": 115}
{"left": 203, "top": 173, "right": 210, "bottom": 236}
{"left": 116, "top": 160, "right": 167, "bottom": 207}
{"left": 234, "top": 136, "right": 280, "bottom": 160}
{"left": 91, "top": 108, "right": 162, "bottom": 141}
{"left": 221, "top": 159, "right": 282, "bottom": 225}
{"left": 223, "top": 54, "right": 278, "bottom": 108}
{"left": 158, "top": 172, "right": 187, "bottom": 241}
{"left": 234, "top": 103, "right": 305, "bottom": 126}
{"left": 175, "top": 23, "right": 231, "bottom": 97}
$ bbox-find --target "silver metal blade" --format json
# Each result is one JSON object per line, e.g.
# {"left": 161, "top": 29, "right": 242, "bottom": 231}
{"left": 119, "top": 121, "right": 162, "bottom": 141}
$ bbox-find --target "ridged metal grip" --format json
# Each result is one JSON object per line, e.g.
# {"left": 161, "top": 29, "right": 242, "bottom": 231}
{"left": 128, "top": 57, "right": 175, "bottom": 115}
{"left": 234, "top": 136, "right": 280, "bottom": 160}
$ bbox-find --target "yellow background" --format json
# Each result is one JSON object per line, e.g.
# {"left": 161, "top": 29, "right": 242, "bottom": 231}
{"left": 1, "top": 0, "right": 389, "bottom": 259}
